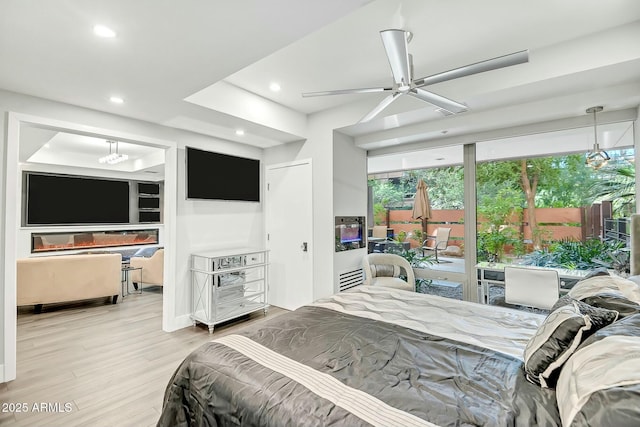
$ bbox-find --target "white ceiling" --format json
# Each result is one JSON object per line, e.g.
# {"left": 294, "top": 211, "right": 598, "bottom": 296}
{"left": 1, "top": 0, "right": 640, "bottom": 173}
{"left": 19, "top": 126, "right": 165, "bottom": 176}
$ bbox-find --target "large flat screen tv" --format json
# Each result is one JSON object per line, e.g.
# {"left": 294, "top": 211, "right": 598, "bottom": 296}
{"left": 26, "top": 173, "right": 130, "bottom": 225}
{"left": 186, "top": 146, "right": 260, "bottom": 202}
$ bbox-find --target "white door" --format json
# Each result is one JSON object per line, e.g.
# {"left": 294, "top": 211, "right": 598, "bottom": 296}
{"left": 266, "top": 161, "right": 313, "bottom": 310}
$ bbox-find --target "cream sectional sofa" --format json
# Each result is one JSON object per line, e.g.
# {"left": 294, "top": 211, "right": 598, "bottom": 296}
{"left": 17, "top": 252, "right": 122, "bottom": 311}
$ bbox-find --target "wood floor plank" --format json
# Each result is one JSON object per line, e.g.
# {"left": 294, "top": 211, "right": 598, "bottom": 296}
{"left": 1, "top": 291, "right": 287, "bottom": 426}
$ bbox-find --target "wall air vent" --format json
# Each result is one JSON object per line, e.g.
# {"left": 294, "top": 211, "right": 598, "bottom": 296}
{"left": 339, "top": 268, "right": 364, "bottom": 292}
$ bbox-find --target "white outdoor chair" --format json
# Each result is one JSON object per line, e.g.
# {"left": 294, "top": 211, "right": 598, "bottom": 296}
{"left": 504, "top": 266, "right": 559, "bottom": 310}
{"left": 362, "top": 253, "right": 415, "bottom": 292}
{"left": 421, "top": 227, "right": 451, "bottom": 262}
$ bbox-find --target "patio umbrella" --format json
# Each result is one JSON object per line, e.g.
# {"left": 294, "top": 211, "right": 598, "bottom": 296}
{"left": 412, "top": 179, "right": 431, "bottom": 238}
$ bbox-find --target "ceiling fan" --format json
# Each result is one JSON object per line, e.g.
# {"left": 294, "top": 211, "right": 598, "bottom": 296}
{"left": 302, "top": 29, "right": 529, "bottom": 123}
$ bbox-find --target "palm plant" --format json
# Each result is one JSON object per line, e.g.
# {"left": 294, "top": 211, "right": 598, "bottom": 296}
{"left": 589, "top": 164, "right": 635, "bottom": 216}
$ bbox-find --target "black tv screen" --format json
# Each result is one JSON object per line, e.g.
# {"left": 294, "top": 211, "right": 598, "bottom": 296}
{"left": 186, "top": 147, "right": 260, "bottom": 201}
{"left": 26, "top": 173, "right": 130, "bottom": 225}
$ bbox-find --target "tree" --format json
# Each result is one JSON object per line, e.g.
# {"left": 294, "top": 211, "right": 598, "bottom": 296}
{"left": 477, "top": 188, "right": 522, "bottom": 262}
{"left": 402, "top": 167, "right": 464, "bottom": 209}
{"left": 477, "top": 154, "right": 595, "bottom": 250}
{"left": 535, "top": 155, "right": 596, "bottom": 208}
{"left": 368, "top": 178, "right": 404, "bottom": 208}
{"left": 368, "top": 178, "right": 405, "bottom": 225}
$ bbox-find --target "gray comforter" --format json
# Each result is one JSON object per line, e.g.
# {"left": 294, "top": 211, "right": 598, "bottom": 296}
{"left": 158, "top": 288, "right": 560, "bottom": 426}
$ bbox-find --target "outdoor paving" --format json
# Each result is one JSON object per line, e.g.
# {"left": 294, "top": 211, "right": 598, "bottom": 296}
{"left": 416, "top": 255, "right": 549, "bottom": 314}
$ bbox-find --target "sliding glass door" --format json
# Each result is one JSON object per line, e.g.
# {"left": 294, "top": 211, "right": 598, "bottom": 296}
{"left": 368, "top": 120, "right": 636, "bottom": 306}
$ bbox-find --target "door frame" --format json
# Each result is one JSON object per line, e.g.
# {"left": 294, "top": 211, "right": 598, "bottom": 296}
{"left": 265, "top": 159, "right": 313, "bottom": 308}
{"left": 3, "top": 112, "right": 178, "bottom": 382}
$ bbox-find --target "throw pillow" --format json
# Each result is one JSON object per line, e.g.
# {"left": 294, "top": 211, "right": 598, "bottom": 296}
{"left": 581, "top": 293, "right": 640, "bottom": 319}
{"left": 556, "top": 314, "right": 640, "bottom": 426}
{"left": 132, "top": 246, "right": 160, "bottom": 258}
{"left": 568, "top": 275, "right": 640, "bottom": 304}
{"left": 523, "top": 299, "right": 618, "bottom": 388}
{"left": 370, "top": 264, "right": 400, "bottom": 278}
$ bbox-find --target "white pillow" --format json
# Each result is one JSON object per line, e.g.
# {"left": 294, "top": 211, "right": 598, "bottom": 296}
{"left": 568, "top": 275, "right": 640, "bottom": 304}
{"left": 556, "top": 334, "right": 640, "bottom": 426}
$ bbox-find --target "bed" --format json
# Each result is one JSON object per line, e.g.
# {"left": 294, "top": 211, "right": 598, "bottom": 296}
{"left": 158, "top": 280, "right": 640, "bottom": 427}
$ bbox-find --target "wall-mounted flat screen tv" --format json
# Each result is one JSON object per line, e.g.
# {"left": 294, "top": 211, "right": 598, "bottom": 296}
{"left": 186, "top": 146, "right": 260, "bottom": 202}
{"left": 26, "top": 173, "right": 130, "bottom": 225}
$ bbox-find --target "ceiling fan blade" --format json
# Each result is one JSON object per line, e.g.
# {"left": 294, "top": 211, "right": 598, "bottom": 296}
{"left": 409, "top": 88, "right": 467, "bottom": 114}
{"left": 359, "top": 92, "right": 402, "bottom": 123}
{"left": 302, "top": 86, "right": 392, "bottom": 97}
{"left": 380, "top": 29, "right": 412, "bottom": 87}
{"left": 413, "top": 49, "right": 529, "bottom": 87}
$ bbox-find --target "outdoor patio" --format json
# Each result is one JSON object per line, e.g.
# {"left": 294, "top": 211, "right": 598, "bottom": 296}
{"left": 414, "top": 254, "right": 550, "bottom": 314}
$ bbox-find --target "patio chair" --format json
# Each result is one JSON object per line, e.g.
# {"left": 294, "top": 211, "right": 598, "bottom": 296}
{"left": 362, "top": 253, "right": 415, "bottom": 292}
{"left": 504, "top": 266, "right": 559, "bottom": 310}
{"left": 371, "top": 225, "right": 390, "bottom": 239}
{"left": 421, "top": 227, "right": 451, "bottom": 262}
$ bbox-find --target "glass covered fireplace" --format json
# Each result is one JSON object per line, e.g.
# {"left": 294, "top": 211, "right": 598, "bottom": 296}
{"left": 31, "top": 229, "right": 159, "bottom": 253}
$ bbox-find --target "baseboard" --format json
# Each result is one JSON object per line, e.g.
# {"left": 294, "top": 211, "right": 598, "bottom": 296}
{"left": 164, "top": 314, "right": 193, "bottom": 332}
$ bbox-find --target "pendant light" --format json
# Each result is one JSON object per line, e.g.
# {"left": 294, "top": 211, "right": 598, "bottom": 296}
{"left": 98, "top": 140, "right": 128, "bottom": 164}
{"left": 585, "top": 106, "right": 609, "bottom": 170}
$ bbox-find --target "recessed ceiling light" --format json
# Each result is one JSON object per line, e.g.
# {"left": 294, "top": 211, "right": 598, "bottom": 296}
{"left": 44, "top": 143, "right": 51, "bottom": 149}
{"left": 93, "top": 25, "right": 116, "bottom": 38}
{"left": 235, "top": 129, "right": 245, "bottom": 136}
{"left": 269, "top": 82, "right": 281, "bottom": 92}
{"left": 109, "top": 96, "right": 124, "bottom": 104}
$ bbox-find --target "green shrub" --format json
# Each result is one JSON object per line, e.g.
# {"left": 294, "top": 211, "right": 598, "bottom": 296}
{"left": 522, "top": 238, "right": 627, "bottom": 271}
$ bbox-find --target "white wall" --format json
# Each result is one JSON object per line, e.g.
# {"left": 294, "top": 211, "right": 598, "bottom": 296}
{"left": 264, "top": 99, "right": 370, "bottom": 301}
{"left": 174, "top": 145, "right": 263, "bottom": 319}
{"left": 332, "top": 130, "right": 368, "bottom": 292}
{"left": 0, "top": 89, "right": 264, "bottom": 380}
{"left": 0, "top": 99, "right": 6, "bottom": 379}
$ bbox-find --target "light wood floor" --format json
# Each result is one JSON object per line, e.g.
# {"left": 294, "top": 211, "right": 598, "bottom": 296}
{"left": 0, "top": 289, "right": 287, "bottom": 427}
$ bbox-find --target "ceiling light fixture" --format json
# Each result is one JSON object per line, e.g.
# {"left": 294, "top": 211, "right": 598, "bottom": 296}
{"left": 585, "top": 106, "right": 609, "bottom": 170}
{"left": 93, "top": 25, "right": 116, "bottom": 38}
{"left": 98, "top": 140, "right": 128, "bottom": 164}
{"left": 269, "top": 82, "right": 281, "bottom": 92}
{"left": 109, "top": 96, "right": 124, "bottom": 104}
{"left": 235, "top": 129, "right": 245, "bottom": 136}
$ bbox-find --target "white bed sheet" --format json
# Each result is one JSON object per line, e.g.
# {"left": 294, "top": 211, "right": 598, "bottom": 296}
{"left": 310, "top": 285, "right": 544, "bottom": 359}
